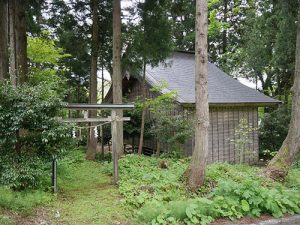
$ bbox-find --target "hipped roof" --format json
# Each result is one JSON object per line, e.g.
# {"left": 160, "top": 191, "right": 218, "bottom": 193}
{"left": 144, "top": 52, "right": 280, "bottom": 105}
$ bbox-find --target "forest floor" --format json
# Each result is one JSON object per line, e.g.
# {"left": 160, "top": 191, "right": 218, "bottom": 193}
{"left": 0, "top": 154, "right": 136, "bottom": 225}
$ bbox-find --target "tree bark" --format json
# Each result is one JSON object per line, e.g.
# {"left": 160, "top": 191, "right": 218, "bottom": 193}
{"left": 138, "top": 62, "right": 147, "bottom": 155}
{"left": 112, "top": 0, "right": 123, "bottom": 158}
{"left": 15, "top": 0, "right": 27, "bottom": 84}
{"left": 86, "top": 0, "right": 99, "bottom": 160}
{"left": 186, "top": 0, "right": 209, "bottom": 191}
{"left": 8, "top": 0, "right": 17, "bottom": 85}
{"left": 101, "top": 64, "right": 105, "bottom": 157}
{"left": 266, "top": 7, "right": 300, "bottom": 180}
{"left": 156, "top": 141, "right": 161, "bottom": 156}
{"left": 7, "top": 0, "right": 27, "bottom": 85}
{"left": 0, "top": 0, "right": 9, "bottom": 81}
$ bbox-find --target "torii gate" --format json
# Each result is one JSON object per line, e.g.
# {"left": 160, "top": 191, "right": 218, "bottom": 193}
{"left": 61, "top": 103, "right": 134, "bottom": 187}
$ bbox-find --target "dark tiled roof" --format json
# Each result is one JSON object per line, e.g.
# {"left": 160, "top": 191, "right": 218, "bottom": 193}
{"left": 145, "top": 52, "right": 280, "bottom": 105}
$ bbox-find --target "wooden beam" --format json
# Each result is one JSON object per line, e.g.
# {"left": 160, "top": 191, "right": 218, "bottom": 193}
{"left": 60, "top": 117, "right": 131, "bottom": 123}
{"left": 66, "top": 103, "right": 134, "bottom": 110}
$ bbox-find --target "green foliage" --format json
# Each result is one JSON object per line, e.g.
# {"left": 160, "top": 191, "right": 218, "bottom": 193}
{"left": 122, "top": 0, "right": 174, "bottom": 75}
{"left": 123, "top": 102, "right": 153, "bottom": 144}
{"left": 0, "top": 83, "right": 73, "bottom": 189}
{"left": 116, "top": 155, "right": 188, "bottom": 211}
{"left": 0, "top": 214, "right": 13, "bottom": 225}
{"left": 148, "top": 90, "right": 193, "bottom": 153}
{"left": 236, "top": 0, "right": 298, "bottom": 97}
{"left": 28, "top": 35, "right": 71, "bottom": 64}
{"left": 230, "top": 118, "right": 257, "bottom": 164}
{"left": 124, "top": 85, "right": 193, "bottom": 155}
{"left": 259, "top": 106, "right": 291, "bottom": 156}
{"left": 27, "top": 35, "right": 71, "bottom": 97}
{"left": 115, "top": 155, "right": 300, "bottom": 225}
{"left": 0, "top": 148, "right": 133, "bottom": 224}
{"left": 50, "top": 149, "right": 133, "bottom": 225}
{"left": 0, "top": 187, "right": 52, "bottom": 214}
{"left": 0, "top": 154, "right": 47, "bottom": 190}
{"left": 145, "top": 86, "right": 193, "bottom": 153}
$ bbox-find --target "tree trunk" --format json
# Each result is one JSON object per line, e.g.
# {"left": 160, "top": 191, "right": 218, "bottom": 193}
{"left": 15, "top": 0, "right": 27, "bottom": 84}
{"left": 266, "top": 7, "right": 300, "bottom": 180}
{"left": 138, "top": 63, "right": 147, "bottom": 155}
{"left": 8, "top": 0, "right": 27, "bottom": 85}
{"left": 86, "top": 0, "right": 99, "bottom": 160}
{"left": 186, "top": 0, "right": 209, "bottom": 191}
{"left": 101, "top": 64, "right": 105, "bottom": 157}
{"left": 112, "top": 0, "right": 123, "bottom": 159}
{"left": 0, "top": 0, "right": 9, "bottom": 81}
{"left": 156, "top": 141, "right": 161, "bottom": 156}
{"left": 8, "top": 0, "right": 17, "bottom": 85}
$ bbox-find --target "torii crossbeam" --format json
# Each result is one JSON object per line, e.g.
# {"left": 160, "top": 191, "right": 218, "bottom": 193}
{"left": 63, "top": 103, "right": 134, "bottom": 184}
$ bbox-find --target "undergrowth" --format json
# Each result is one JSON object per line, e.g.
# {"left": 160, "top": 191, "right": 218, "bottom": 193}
{"left": 0, "top": 187, "right": 52, "bottom": 214}
{"left": 112, "top": 154, "right": 300, "bottom": 225}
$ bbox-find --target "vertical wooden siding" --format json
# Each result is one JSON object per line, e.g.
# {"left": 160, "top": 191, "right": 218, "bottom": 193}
{"left": 207, "top": 106, "right": 259, "bottom": 164}
{"left": 123, "top": 79, "right": 259, "bottom": 164}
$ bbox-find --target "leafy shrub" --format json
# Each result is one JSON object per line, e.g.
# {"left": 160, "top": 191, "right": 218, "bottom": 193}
{"left": 147, "top": 86, "right": 193, "bottom": 154}
{"left": 124, "top": 85, "right": 193, "bottom": 155}
{"left": 115, "top": 155, "right": 300, "bottom": 225}
{"left": 230, "top": 118, "right": 257, "bottom": 164}
{"left": 0, "top": 154, "right": 47, "bottom": 190}
{"left": 0, "top": 83, "right": 73, "bottom": 189}
{"left": 259, "top": 106, "right": 291, "bottom": 156}
{"left": 116, "top": 155, "right": 188, "bottom": 211}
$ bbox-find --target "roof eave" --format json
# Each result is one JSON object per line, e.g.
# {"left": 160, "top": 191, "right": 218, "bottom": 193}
{"left": 181, "top": 101, "right": 282, "bottom": 107}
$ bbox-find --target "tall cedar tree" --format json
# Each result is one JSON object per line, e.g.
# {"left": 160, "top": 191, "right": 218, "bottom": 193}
{"left": 14, "top": 0, "right": 28, "bottom": 84}
{"left": 0, "top": 0, "right": 9, "bottom": 80}
{"left": 86, "top": 0, "right": 99, "bottom": 160}
{"left": 112, "top": 0, "right": 123, "bottom": 158}
{"left": 186, "top": 0, "right": 209, "bottom": 191}
{"left": 0, "top": 0, "right": 27, "bottom": 85}
{"left": 135, "top": 0, "right": 173, "bottom": 155}
{"left": 266, "top": 6, "right": 300, "bottom": 179}
{"left": 46, "top": 0, "right": 90, "bottom": 104}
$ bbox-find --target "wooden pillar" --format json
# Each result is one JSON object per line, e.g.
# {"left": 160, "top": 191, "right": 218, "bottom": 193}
{"left": 111, "top": 109, "right": 118, "bottom": 184}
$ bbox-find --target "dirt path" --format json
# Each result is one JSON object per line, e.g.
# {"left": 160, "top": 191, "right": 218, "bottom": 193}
{"left": 7, "top": 160, "right": 136, "bottom": 225}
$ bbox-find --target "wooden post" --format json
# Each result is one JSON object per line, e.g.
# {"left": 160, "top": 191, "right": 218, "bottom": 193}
{"left": 111, "top": 109, "right": 118, "bottom": 184}
{"left": 52, "top": 157, "right": 57, "bottom": 193}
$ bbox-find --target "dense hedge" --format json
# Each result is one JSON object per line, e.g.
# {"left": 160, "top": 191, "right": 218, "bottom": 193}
{"left": 0, "top": 83, "right": 73, "bottom": 189}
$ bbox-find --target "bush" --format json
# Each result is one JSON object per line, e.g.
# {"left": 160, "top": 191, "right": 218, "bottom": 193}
{"left": 0, "top": 83, "right": 73, "bottom": 189}
{"left": 259, "top": 106, "right": 291, "bottom": 156}
{"left": 115, "top": 155, "right": 300, "bottom": 225}
{"left": 0, "top": 154, "right": 47, "bottom": 190}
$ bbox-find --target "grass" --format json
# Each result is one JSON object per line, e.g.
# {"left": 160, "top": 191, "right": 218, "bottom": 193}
{"left": 0, "top": 187, "right": 52, "bottom": 213}
{"left": 51, "top": 152, "right": 134, "bottom": 225}
{"left": 0, "top": 150, "right": 136, "bottom": 225}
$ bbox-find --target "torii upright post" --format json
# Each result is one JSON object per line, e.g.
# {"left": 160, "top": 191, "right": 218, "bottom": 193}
{"left": 111, "top": 109, "right": 118, "bottom": 184}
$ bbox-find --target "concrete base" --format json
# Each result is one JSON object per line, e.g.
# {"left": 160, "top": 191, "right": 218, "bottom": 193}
{"left": 229, "top": 215, "right": 300, "bottom": 225}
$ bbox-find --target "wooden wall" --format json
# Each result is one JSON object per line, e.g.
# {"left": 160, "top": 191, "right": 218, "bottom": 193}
{"left": 122, "top": 78, "right": 259, "bottom": 164}
{"left": 184, "top": 106, "right": 259, "bottom": 164}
